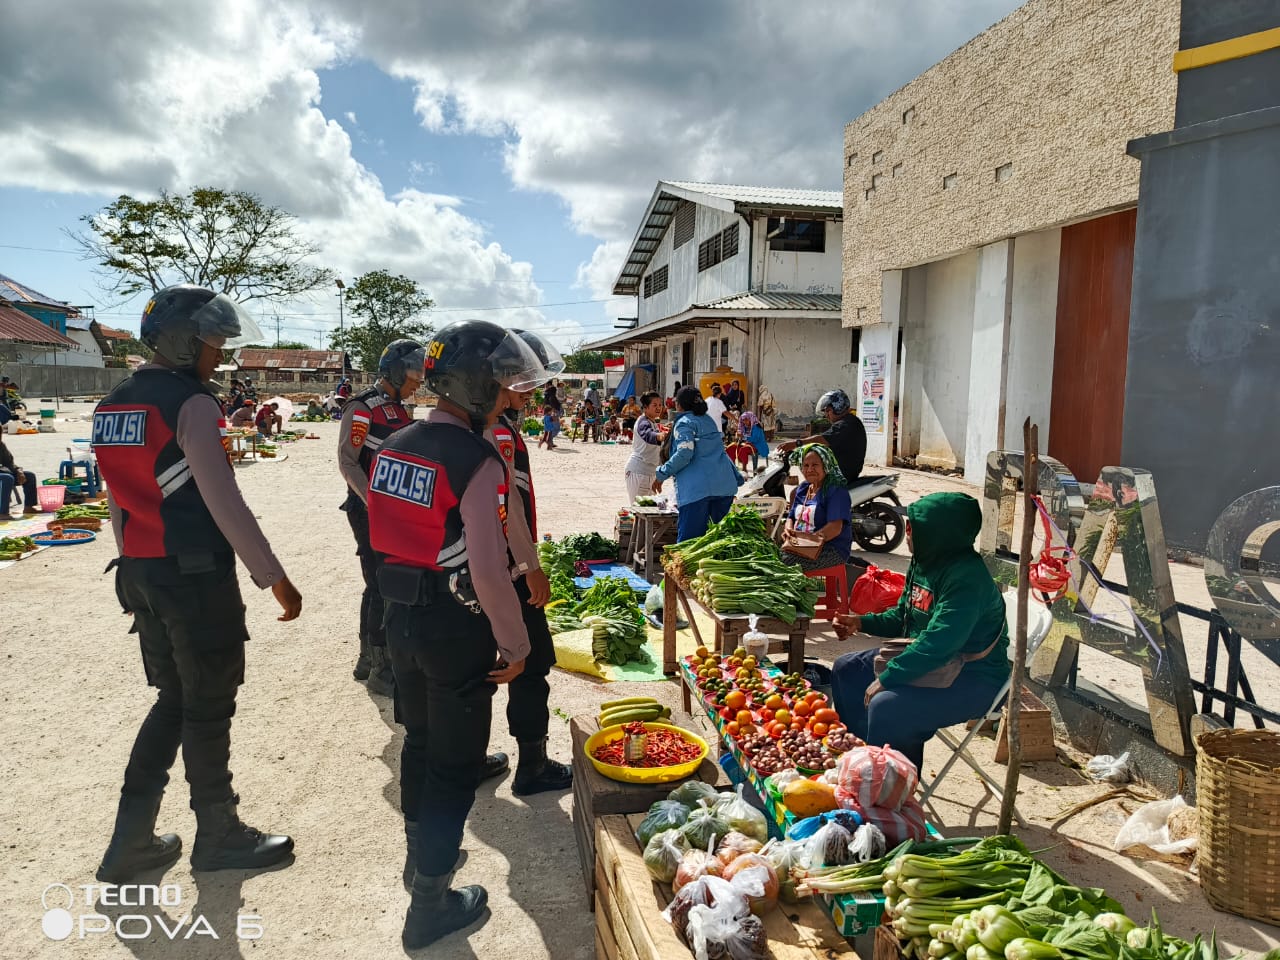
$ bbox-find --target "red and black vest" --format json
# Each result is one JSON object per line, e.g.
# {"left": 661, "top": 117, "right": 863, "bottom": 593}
{"left": 94, "top": 369, "right": 232, "bottom": 559}
{"left": 368, "top": 421, "right": 504, "bottom": 571}
{"left": 495, "top": 413, "right": 537, "bottom": 538}
{"left": 351, "top": 386, "right": 412, "bottom": 477}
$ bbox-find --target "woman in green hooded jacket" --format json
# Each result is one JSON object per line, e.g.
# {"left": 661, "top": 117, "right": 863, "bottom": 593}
{"left": 830, "top": 491, "right": 1009, "bottom": 773}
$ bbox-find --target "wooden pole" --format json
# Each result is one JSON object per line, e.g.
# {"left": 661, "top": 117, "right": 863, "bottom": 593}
{"left": 998, "top": 418, "right": 1037, "bottom": 834}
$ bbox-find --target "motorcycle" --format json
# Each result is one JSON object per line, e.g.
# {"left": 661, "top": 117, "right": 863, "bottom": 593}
{"left": 739, "top": 448, "right": 906, "bottom": 553}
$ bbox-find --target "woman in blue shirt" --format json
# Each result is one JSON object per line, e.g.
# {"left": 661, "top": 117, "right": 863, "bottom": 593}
{"left": 782, "top": 444, "right": 852, "bottom": 570}
{"left": 654, "top": 387, "right": 743, "bottom": 542}
{"left": 738, "top": 411, "right": 769, "bottom": 474}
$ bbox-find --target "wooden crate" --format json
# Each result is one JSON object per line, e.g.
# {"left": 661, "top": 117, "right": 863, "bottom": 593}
{"left": 572, "top": 714, "right": 729, "bottom": 911}
{"left": 994, "top": 685, "right": 1057, "bottom": 763}
{"left": 873, "top": 924, "right": 904, "bottom": 960}
{"left": 595, "top": 813, "right": 854, "bottom": 960}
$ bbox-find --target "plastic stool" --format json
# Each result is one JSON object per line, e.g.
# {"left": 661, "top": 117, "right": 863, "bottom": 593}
{"left": 58, "top": 461, "right": 101, "bottom": 497}
{"left": 805, "top": 564, "right": 849, "bottom": 621}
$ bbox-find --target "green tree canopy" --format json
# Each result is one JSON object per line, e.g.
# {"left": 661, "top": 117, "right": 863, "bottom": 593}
{"left": 561, "top": 339, "right": 621, "bottom": 374}
{"left": 242, "top": 341, "right": 313, "bottom": 351}
{"left": 74, "top": 187, "right": 333, "bottom": 303}
{"left": 329, "top": 270, "right": 434, "bottom": 373}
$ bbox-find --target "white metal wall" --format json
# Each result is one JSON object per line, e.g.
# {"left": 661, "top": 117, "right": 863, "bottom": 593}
{"left": 637, "top": 206, "right": 750, "bottom": 325}
{"left": 752, "top": 219, "right": 843, "bottom": 296}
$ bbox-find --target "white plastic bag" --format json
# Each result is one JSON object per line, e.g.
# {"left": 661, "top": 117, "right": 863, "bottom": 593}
{"left": 742, "top": 614, "right": 769, "bottom": 662}
{"left": 713, "top": 785, "right": 769, "bottom": 844}
{"left": 1114, "top": 795, "right": 1198, "bottom": 860}
{"left": 1087, "top": 752, "right": 1133, "bottom": 783}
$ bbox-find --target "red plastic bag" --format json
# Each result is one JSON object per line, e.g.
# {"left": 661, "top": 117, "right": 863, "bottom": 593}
{"left": 849, "top": 565, "right": 906, "bottom": 615}
{"left": 836, "top": 795, "right": 929, "bottom": 846}
{"left": 833, "top": 744, "right": 919, "bottom": 812}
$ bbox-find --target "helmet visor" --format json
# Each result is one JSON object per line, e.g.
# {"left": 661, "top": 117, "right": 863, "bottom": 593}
{"left": 192, "top": 293, "right": 263, "bottom": 349}
{"left": 491, "top": 331, "right": 550, "bottom": 391}
{"left": 515, "top": 329, "right": 566, "bottom": 376}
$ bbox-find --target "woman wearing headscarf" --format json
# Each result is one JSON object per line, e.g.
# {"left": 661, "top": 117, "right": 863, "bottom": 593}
{"left": 653, "top": 386, "right": 742, "bottom": 542}
{"left": 781, "top": 444, "right": 852, "bottom": 571}
{"left": 738, "top": 411, "right": 769, "bottom": 474}
{"left": 756, "top": 386, "right": 777, "bottom": 439}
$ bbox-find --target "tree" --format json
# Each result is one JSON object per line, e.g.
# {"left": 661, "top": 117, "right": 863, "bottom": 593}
{"left": 329, "top": 270, "right": 434, "bottom": 372}
{"left": 74, "top": 187, "right": 333, "bottom": 303}
{"left": 242, "top": 341, "right": 313, "bottom": 351}
{"left": 561, "top": 339, "right": 621, "bottom": 375}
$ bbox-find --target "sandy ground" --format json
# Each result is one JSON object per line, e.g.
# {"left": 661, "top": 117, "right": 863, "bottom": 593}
{"left": 1, "top": 405, "right": 1276, "bottom": 958}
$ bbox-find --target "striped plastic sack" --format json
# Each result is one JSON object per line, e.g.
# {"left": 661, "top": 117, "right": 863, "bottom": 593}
{"left": 836, "top": 795, "right": 929, "bottom": 846}
{"left": 833, "top": 744, "right": 919, "bottom": 812}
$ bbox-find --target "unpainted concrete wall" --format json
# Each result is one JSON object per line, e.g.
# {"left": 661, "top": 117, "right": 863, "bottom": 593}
{"left": 756, "top": 317, "right": 855, "bottom": 426}
{"left": 841, "top": 0, "right": 1179, "bottom": 328}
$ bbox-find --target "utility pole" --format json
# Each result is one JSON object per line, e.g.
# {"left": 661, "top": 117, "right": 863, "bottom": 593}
{"left": 335, "top": 278, "right": 346, "bottom": 346}
{"left": 274, "top": 315, "right": 282, "bottom": 348}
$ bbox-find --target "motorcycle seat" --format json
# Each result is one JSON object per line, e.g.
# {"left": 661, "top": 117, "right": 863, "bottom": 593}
{"left": 848, "top": 473, "right": 891, "bottom": 487}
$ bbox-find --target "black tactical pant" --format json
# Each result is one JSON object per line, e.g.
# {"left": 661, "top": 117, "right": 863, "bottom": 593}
{"left": 386, "top": 595, "right": 497, "bottom": 878}
{"left": 113, "top": 554, "right": 248, "bottom": 808}
{"left": 343, "top": 496, "right": 386, "bottom": 648}
{"left": 506, "top": 576, "right": 555, "bottom": 742}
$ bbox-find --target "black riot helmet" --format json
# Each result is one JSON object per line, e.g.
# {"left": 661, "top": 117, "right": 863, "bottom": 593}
{"left": 378, "top": 338, "right": 427, "bottom": 393}
{"left": 139, "top": 284, "right": 262, "bottom": 369}
{"left": 423, "top": 320, "right": 546, "bottom": 431}
{"left": 508, "top": 328, "right": 566, "bottom": 378}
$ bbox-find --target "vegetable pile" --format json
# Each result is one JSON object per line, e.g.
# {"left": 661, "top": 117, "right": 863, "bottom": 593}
{"left": 0, "top": 535, "right": 37, "bottom": 560}
{"left": 574, "top": 576, "right": 647, "bottom": 664}
{"left": 54, "top": 503, "right": 110, "bottom": 521}
{"left": 591, "top": 722, "right": 702, "bottom": 768}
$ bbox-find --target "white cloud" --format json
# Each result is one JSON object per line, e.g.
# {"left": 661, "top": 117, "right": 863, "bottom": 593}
{"left": 344, "top": 110, "right": 358, "bottom": 125}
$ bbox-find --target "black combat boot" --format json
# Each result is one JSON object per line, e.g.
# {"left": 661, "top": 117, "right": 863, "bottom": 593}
{"left": 352, "top": 635, "right": 371, "bottom": 682}
{"left": 402, "top": 870, "right": 488, "bottom": 950}
{"left": 96, "top": 793, "right": 183, "bottom": 884}
{"left": 191, "top": 798, "right": 294, "bottom": 872}
{"left": 481, "top": 751, "right": 509, "bottom": 781}
{"left": 402, "top": 819, "right": 418, "bottom": 890}
{"left": 512, "top": 738, "right": 573, "bottom": 796}
{"left": 365, "top": 646, "right": 395, "bottom": 697}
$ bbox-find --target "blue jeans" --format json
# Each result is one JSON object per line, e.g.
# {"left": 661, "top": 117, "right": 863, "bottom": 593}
{"left": 676, "top": 495, "right": 734, "bottom": 543}
{"left": 831, "top": 648, "right": 1007, "bottom": 773}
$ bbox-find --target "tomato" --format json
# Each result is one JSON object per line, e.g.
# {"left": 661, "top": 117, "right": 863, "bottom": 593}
{"left": 758, "top": 708, "right": 775, "bottom": 724}
{"left": 725, "top": 690, "right": 747, "bottom": 711}
{"left": 765, "top": 694, "right": 785, "bottom": 712}
{"left": 790, "top": 721, "right": 804, "bottom": 731}
{"left": 726, "top": 721, "right": 741, "bottom": 737}
{"left": 719, "top": 707, "right": 734, "bottom": 722}
{"left": 814, "top": 708, "right": 840, "bottom": 725}
{"left": 736, "top": 710, "right": 754, "bottom": 727}
{"left": 811, "top": 721, "right": 830, "bottom": 738}
{"left": 793, "top": 701, "right": 813, "bottom": 718}
{"left": 773, "top": 708, "right": 791, "bottom": 726}
{"left": 767, "top": 722, "right": 784, "bottom": 739}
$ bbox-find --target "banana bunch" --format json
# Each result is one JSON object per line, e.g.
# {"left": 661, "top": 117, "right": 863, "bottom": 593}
{"left": 597, "top": 696, "right": 671, "bottom": 727}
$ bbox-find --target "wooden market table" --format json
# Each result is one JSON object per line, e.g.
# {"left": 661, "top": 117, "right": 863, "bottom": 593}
{"left": 629, "top": 506, "right": 679, "bottom": 583}
{"left": 571, "top": 713, "right": 729, "bottom": 911}
{"left": 661, "top": 569, "right": 810, "bottom": 677}
{"left": 594, "top": 811, "right": 852, "bottom": 960}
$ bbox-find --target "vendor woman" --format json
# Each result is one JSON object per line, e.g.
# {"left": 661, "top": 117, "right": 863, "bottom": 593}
{"left": 830, "top": 492, "right": 1009, "bottom": 773}
{"left": 781, "top": 445, "right": 851, "bottom": 571}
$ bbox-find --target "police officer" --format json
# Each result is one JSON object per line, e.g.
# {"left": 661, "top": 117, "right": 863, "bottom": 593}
{"left": 367, "top": 319, "right": 546, "bottom": 949}
{"left": 93, "top": 284, "right": 302, "bottom": 883}
{"left": 337, "top": 339, "right": 423, "bottom": 696}
{"left": 486, "top": 328, "right": 573, "bottom": 795}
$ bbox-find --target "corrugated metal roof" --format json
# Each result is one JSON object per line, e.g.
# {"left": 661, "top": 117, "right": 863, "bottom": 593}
{"left": 0, "top": 272, "right": 71, "bottom": 310}
{"left": 698, "top": 292, "right": 841, "bottom": 311}
{"left": 237, "top": 348, "right": 345, "bottom": 372}
{"left": 613, "top": 180, "right": 842, "bottom": 295}
{"left": 98, "top": 325, "right": 134, "bottom": 340}
{"left": 663, "top": 181, "right": 843, "bottom": 210}
{"left": 0, "top": 301, "right": 77, "bottom": 347}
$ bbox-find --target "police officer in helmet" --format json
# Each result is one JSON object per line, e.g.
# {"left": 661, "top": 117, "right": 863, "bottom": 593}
{"left": 779, "top": 387, "right": 867, "bottom": 484}
{"left": 484, "top": 328, "right": 573, "bottom": 795}
{"left": 93, "top": 284, "right": 302, "bottom": 883}
{"left": 337, "top": 338, "right": 424, "bottom": 696}
{"left": 368, "top": 319, "right": 547, "bottom": 948}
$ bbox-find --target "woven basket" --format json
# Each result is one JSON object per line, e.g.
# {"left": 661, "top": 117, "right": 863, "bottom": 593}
{"left": 1196, "top": 728, "right": 1280, "bottom": 923}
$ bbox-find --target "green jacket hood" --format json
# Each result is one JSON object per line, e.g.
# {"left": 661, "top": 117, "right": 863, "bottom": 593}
{"left": 907, "top": 492, "right": 982, "bottom": 569}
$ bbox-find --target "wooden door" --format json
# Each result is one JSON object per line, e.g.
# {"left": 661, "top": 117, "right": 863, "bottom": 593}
{"left": 1048, "top": 209, "right": 1136, "bottom": 484}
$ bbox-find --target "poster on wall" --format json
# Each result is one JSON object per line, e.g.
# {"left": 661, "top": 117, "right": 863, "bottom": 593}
{"left": 860, "top": 352, "right": 886, "bottom": 434}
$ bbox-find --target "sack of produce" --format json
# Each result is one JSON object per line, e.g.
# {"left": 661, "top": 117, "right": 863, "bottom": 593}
{"left": 722, "top": 852, "right": 780, "bottom": 915}
{"left": 713, "top": 785, "right": 769, "bottom": 844}
{"left": 714, "top": 831, "right": 763, "bottom": 867}
{"left": 759, "top": 838, "right": 807, "bottom": 903}
{"left": 681, "top": 801, "right": 731, "bottom": 851}
{"left": 669, "top": 780, "right": 720, "bottom": 809}
{"left": 849, "top": 564, "right": 906, "bottom": 615}
{"left": 784, "top": 808, "right": 862, "bottom": 843}
{"left": 849, "top": 822, "right": 887, "bottom": 862}
{"left": 637, "top": 799, "right": 692, "bottom": 847}
{"left": 643, "top": 829, "right": 691, "bottom": 884}
{"left": 663, "top": 875, "right": 740, "bottom": 947}
{"left": 685, "top": 885, "right": 768, "bottom": 960}
{"left": 837, "top": 794, "right": 928, "bottom": 846}
{"left": 834, "top": 744, "right": 919, "bottom": 812}
{"left": 803, "top": 821, "right": 855, "bottom": 868}
{"left": 672, "top": 843, "right": 723, "bottom": 893}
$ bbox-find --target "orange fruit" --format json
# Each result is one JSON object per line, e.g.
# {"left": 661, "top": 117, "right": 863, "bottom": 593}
{"left": 765, "top": 695, "right": 785, "bottom": 712}
{"left": 773, "top": 709, "right": 792, "bottom": 726}
{"left": 725, "top": 690, "right": 747, "bottom": 711}
{"left": 726, "top": 721, "right": 741, "bottom": 737}
{"left": 736, "top": 710, "right": 754, "bottom": 727}
{"left": 814, "top": 708, "right": 840, "bottom": 725}
{"left": 811, "top": 721, "right": 830, "bottom": 738}
{"left": 793, "top": 701, "right": 813, "bottom": 718}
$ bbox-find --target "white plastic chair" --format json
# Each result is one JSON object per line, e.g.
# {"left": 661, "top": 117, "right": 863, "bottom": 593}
{"left": 736, "top": 496, "right": 789, "bottom": 542}
{"left": 917, "top": 591, "right": 1054, "bottom": 819}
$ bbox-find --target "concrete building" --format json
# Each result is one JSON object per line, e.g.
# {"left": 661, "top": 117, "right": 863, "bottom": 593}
{"left": 840, "top": 0, "right": 1180, "bottom": 484}
{"left": 585, "top": 181, "right": 850, "bottom": 426}
{"left": 0, "top": 274, "right": 105, "bottom": 368}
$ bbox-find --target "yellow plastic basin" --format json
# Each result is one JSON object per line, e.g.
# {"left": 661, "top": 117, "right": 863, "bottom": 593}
{"left": 584, "top": 722, "right": 709, "bottom": 784}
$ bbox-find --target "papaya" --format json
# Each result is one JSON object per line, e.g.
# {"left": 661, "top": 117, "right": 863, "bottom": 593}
{"left": 781, "top": 778, "right": 838, "bottom": 818}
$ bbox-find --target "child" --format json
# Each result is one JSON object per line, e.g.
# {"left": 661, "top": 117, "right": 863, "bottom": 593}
{"left": 581, "top": 400, "right": 600, "bottom": 443}
{"left": 739, "top": 411, "right": 770, "bottom": 474}
{"left": 603, "top": 415, "right": 621, "bottom": 441}
{"left": 539, "top": 405, "right": 560, "bottom": 449}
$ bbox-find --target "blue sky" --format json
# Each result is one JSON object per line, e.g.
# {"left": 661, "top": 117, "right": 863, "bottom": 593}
{"left": 0, "top": 0, "right": 1020, "bottom": 349}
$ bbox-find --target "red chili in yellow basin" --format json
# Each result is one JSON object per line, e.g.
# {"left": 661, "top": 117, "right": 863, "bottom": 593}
{"left": 591, "top": 727, "right": 702, "bottom": 768}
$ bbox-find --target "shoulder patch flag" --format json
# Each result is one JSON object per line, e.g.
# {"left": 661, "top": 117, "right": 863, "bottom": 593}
{"left": 351, "top": 409, "right": 371, "bottom": 447}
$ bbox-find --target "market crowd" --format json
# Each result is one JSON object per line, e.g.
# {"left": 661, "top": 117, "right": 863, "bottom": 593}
{"left": 84, "top": 283, "right": 1008, "bottom": 951}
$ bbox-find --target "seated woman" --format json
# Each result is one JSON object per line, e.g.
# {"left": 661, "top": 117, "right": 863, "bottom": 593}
{"left": 619, "top": 395, "right": 641, "bottom": 442}
{"left": 830, "top": 492, "right": 1009, "bottom": 774}
{"left": 781, "top": 445, "right": 852, "bottom": 571}
{"left": 581, "top": 400, "right": 600, "bottom": 442}
{"left": 602, "top": 415, "right": 621, "bottom": 441}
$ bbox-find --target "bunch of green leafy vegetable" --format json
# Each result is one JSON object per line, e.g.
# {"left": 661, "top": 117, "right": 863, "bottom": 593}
{"left": 574, "top": 576, "right": 646, "bottom": 664}
{"left": 663, "top": 505, "right": 778, "bottom": 581}
{"left": 558, "top": 532, "right": 619, "bottom": 562}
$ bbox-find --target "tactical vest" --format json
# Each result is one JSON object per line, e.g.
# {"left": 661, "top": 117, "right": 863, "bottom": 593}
{"left": 495, "top": 413, "right": 536, "bottom": 538}
{"left": 93, "top": 369, "right": 233, "bottom": 559}
{"left": 350, "top": 386, "right": 412, "bottom": 476}
{"left": 367, "top": 421, "right": 503, "bottom": 571}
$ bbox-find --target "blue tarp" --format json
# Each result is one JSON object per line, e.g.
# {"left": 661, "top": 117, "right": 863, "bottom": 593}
{"left": 572, "top": 563, "right": 652, "bottom": 593}
{"left": 612, "top": 364, "right": 657, "bottom": 399}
